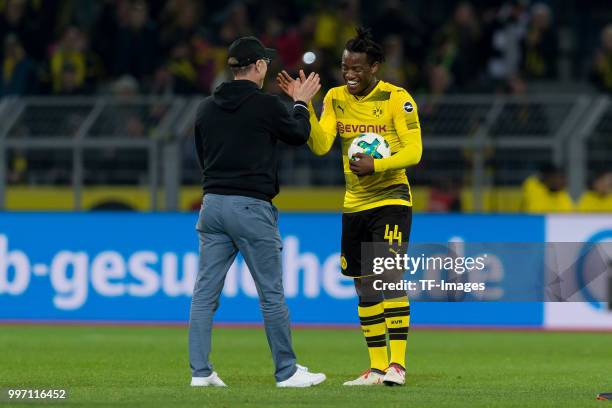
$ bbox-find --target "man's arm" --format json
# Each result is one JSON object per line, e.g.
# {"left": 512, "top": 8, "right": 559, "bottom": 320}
{"left": 273, "top": 71, "right": 322, "bottom": 146}
{"left": 276, "top": 70, "right": 336, "bottom": 156}
{"left": 373, "top": 90, "right": 422, "bottom": 173}
{"left": 306, "top": 90, "right": 337, "bottom": 156}
{"left": 272, "top": 98, "right": 311, "bottom": 146}
{"left": 193, "top": 101, "right": 206, "bottom": 170}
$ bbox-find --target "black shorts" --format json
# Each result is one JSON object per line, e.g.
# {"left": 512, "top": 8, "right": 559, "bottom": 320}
{"left": 341, "top": 205, "right": 412, "bottom": 278}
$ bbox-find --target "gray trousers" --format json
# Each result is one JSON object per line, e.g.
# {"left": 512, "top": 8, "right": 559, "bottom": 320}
{"left": 189, "top": 194, "right": 297, "bottom": 382}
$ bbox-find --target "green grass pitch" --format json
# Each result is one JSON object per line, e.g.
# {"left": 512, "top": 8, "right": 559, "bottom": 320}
{"left": 1, "top": 325, "right": 611, "bottom": 407}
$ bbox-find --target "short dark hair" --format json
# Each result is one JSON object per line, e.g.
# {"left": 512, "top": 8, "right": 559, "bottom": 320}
{"left": 539, "top": 163, "right": 561, "bottom": 177}
{"left": 345, "top": 27, "right": 385, "bottom": 65}
{"left": 230, "top": 63, "right": 255, "bottom": 77}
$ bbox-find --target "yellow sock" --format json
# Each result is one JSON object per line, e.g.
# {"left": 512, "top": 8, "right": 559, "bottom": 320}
{"left": 358, "top": 302, "right": 388, "bottom": 372}
{"left": 383, "top": 297, "right": 410, "bottom": 369}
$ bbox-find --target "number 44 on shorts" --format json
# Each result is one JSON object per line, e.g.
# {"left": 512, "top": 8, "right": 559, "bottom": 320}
{"left": 384, "top": 224, "right": 402, "bottom": 245}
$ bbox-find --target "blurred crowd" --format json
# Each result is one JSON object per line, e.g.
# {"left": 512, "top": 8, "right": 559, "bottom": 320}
{"left": 423, "top": 164, "right": 612, "bottom": 213}
{"left": 1, "top": 0, "right": 612, "bottom": 97}
{"left": 520, "top": 165, "right": 612, "bottom": 213}
{"left": 1, "top": 0, "right": 611, "bottom": 211}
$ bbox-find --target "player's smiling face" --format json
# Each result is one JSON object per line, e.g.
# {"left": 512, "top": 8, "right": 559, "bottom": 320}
{"left": 341, "top": 50, "right": 379, "bottom": 96}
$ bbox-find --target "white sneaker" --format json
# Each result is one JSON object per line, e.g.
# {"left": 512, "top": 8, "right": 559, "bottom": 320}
{"left": 343, "top": 369, "right": 385, "bottom": 386}
{"left": 382, "top": 364, "right": 405, "bottom": 386}
{"left": 191, "top": 372, "right": 227, "bottom": 387}
{"left": 276, "top": 364, "right": 326, "bottom": 388}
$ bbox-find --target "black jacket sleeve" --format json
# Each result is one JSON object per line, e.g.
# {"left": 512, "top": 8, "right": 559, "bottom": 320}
{"left": 269, "top": 97, "right": 311, "bottom": 146}
{"left": 194, "top": 101, "right": 206, "bottom": 171}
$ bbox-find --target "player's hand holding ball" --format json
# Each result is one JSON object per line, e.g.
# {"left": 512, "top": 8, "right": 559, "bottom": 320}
{"left": 348, "top": 133, "right": 390, "bottom": 176}
{"left": 349, "top": 153, "right": 375, "bottom": 176}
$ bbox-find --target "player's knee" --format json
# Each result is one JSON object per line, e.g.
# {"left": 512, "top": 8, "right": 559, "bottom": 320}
{"left": 259, "top": 300, "right": 288, "bottom": 318}
{"left": 190, "top": 297, "right": 220, "bottom": 314}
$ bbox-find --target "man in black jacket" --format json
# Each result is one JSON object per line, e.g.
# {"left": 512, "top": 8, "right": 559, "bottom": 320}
{"left": 189, "top": 37, "right": 325, "bottom": 388}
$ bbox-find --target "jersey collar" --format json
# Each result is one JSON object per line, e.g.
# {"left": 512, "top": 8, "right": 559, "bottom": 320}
{"left": 348, "top": 79, "right": 382, "bottom": 102}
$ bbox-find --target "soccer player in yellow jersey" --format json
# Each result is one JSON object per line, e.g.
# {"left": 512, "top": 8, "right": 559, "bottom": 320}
{"left": 278, "top": 27, "right": 422, "bottom": 386}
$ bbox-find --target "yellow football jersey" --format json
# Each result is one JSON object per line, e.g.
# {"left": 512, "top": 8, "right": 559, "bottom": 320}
{"left": 521, "top": 175, "right": 575, "bottom": 213}
{"left": 577, "top": 191, "right": 612, "bottom": 212}
{"left": 307, "top": 80, "right": 422, "bottom": 213}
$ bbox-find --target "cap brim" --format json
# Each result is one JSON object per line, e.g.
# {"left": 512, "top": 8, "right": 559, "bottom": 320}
{"left": 265, "top": 48, "right": 277, "bottom": 60}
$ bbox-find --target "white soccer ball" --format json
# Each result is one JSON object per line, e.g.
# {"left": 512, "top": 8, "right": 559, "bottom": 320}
{"left": 348, "top": 133, "right": 391, "bottom": 161}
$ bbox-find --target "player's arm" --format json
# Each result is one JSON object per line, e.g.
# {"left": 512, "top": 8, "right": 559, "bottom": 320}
{"left": 306, "top": 90, "right": 337, "bottom": 156}
{"left": 373, "top": 90, "right": 422, "bottom": 172}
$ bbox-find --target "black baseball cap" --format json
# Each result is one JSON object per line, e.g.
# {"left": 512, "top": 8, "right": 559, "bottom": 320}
{"left": 227, "top": 37, "right": 276, "bottom": 67}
